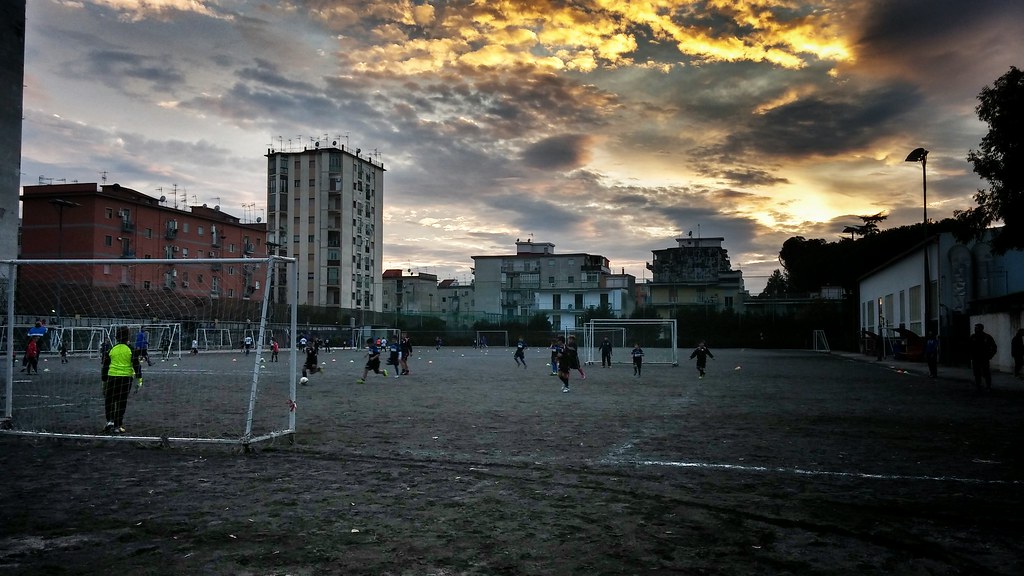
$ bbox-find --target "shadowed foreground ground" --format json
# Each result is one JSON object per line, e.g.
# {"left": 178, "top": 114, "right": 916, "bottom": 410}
{"left": 2, "top": 347, "right": 1022, "bottom": 575}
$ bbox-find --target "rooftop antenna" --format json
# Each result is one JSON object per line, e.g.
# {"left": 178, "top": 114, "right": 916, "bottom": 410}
{"left": 100, "top": 170, "right": 108, "bottom": 184}
{"left": 171, "top": 184, "right": 180, "bottom": 209}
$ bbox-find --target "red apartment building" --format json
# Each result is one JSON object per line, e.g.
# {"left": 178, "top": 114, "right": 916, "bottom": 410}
{"left": 19, "top": 183, "right": 268, "bottom": 319}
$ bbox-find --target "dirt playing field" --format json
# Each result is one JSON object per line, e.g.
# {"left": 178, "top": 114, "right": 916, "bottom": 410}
{"left": 2, "top": 346, "right": 1022, "bottom": 575}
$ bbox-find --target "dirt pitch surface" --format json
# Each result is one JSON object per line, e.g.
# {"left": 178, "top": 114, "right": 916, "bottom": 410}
{"left": 2, "top": 346, "right": 1023, "bottom": 575}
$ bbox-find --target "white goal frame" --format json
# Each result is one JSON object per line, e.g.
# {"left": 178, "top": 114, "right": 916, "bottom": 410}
{"left": 475, "top": 330, "right": 509, "bottom": 348}
{"left": 1, "top": 256, "right": 298, "bottom": 448}
{"left": 583, "top": 319, "right": 678, "bottom": 366}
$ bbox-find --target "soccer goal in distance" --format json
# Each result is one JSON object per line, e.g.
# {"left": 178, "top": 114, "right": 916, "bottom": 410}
{"left": 1, "top": 256, "right": 298, "bottom": 448}
{"left": 475, "top": 330, "right": 509, "bottom": 348}
{"left": 583, "top": 318, "right": 678, "bottom": 366}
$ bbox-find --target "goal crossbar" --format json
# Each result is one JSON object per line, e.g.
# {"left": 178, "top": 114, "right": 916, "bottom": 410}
{"left": 583, "top": 319, "right": 678, "bottom": 366}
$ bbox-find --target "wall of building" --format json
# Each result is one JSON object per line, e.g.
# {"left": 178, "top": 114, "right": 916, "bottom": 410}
{"left": 1, "top": 2, "right": 25, "bottom": 265}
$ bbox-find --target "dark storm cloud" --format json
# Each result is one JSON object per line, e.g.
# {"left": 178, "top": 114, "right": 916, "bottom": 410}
{"left": 718, "top": 84, "right": 920, "bottom": 159}
{"left": 521, "top": 135, "right": 593, "bottom": 170}
{"left": 65, "top": 49, "right": 186, "bottom": 92}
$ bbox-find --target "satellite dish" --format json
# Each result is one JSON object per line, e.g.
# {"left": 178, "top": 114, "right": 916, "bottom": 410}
{"left": 214, "top": 205, "right": 220, "bottom": 211}
{"left": 332, "top": 141, "right": 337, "bottom": 146}
{"left": 159, "top": 195, "right": 166, "bottom": 202}
{"left": 315, "top": 142, "right": 320, "bottom": 148}
{"left": 202, "top": 203, "right": 208, "bottom": 208}
{"left": 256, "top": 217, "right": 262, "bottom": 223}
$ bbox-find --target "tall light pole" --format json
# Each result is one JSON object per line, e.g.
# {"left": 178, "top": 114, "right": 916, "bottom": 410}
{"left": 905, "top": 148, "right": 931, "bottom": 341}
{"left": 49, "top": 198, "right": 80, "bottom": 325}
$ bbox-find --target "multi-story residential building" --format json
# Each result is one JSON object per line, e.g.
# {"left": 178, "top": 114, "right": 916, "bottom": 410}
{"left": 19, "top": 182, "right": 267, "bottom": 316}
{"left": 265, "top": 140, "right": 385, "bottom": 313}
{"left": 437, "top": 279, "right": 473, "bottom": 316}
{"left": 645, "top": 236, "right": 746, "bottom": 316}
{"left": 382, "top": 269, "right": 439, "bottom": 315}
{"left": 472, "top": 240, "right": 635, "bottom": 329}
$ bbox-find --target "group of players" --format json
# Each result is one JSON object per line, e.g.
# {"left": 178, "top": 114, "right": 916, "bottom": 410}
{"left": 300, "top": 331, "right": 715, "bottom": 390}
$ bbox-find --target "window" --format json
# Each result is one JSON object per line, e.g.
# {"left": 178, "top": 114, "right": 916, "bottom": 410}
{"left": 567, "top": 276, "right": 574, "bottom": 284}
{"left": 308, "top": 235, "right": 315, "bottom": 243}
{"left": 228, "top": 266, "right": 235, "bottom": 275}
{"left": 104, "top": 236, "right": 113, "bottom": 247}
{"left": 294, "top": 179, "right": 300, "bottom": 189}
{"left": 293, "top": 235, "right": 300, "bottom": 243}
{"left": 103, "top": 264, "right": 111, "bottom": 275}
{"left": 144, "top": 228, "right": 152, "bottom": 239}
{"left": 182, "top": 248, "right": 189, "bottom": 257}
{"left": 143, "top": 281, "right": 151, "bottom": 290}
{"left": 105, "top": 208, "right": 113, "bottom": 219}
{"left": 182, "top": 222, "right": 189, "bottom": 233}
{"left": 197, "top": 274, "right": 204, "bottom": 284}
{"left": 197, "top": 226, "right": 204, "bottom": 236}
{"left": 308, "top": 179, "right": 315, "bottom": 188}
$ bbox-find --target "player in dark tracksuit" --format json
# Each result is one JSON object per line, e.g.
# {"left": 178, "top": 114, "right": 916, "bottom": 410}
{"left": 599, "top": 337, "right": 613, "bottom": 367}
{"left": 400, "top": 333, "right": 413, "bottom": 375}
{"left": 690, "top": 341, "right": 714, "bottom": 378}
{"left": 556, "top": 336, "right": 574, "bottom": 393}
{"left": 513, "top": 336, "right": 527, "bottom": 368}
{"left": 358, "top": 338, "right": 387, "bottom": 383}
{"left": 387, "top": 339, "right": 401, "bottom": 378}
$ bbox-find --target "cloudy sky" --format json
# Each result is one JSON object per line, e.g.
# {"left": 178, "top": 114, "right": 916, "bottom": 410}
{"left": 21, "top": 0, "right": 1024, "bottom": 293}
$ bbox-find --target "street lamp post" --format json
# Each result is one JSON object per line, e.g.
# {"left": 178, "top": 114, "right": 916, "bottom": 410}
{"left": 905, "top": 148, "right": 931, "bottom": 341}
{"left": 49, "top": 198, "right": 80, "bottom": 325}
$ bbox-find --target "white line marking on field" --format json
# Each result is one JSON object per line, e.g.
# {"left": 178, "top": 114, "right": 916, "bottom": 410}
{"left": 632, "top": 459, "right": 1020, "bottom": 485}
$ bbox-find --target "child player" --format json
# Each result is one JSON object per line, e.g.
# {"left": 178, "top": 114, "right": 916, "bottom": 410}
{"left": 631, "top": 343, "right": 644, "bottom": 377}
{"left": 358, "top": 338, "right": 388, "bottom": 383}
{"left": 556, "top": 336, "right": 575, "bottom": 393}
{"left": 387, "top": 338, "right": 402, "bottom": 379}
{"left": 399, "top": 333, "right": 413, "bottom": 375}
{"left": 549, "top": 336, "right": 560, "bottom": 376}
{"left": 689, "top": 340, "right": 714, "bottom": 378}
{"left": 513, "top": 336, "right": 527, "bottom": 368}
{"left": 565, "top": 334, "right": 586, "bottom": 379}
{"left": 301, "top": 342, "right": 324, "bottom": 383}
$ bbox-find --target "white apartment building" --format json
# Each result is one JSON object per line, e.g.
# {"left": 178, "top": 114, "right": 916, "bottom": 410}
{"left": 472, "top": 239, "right": 635, "bottom": 329}
{"left": 266, "top": 140, "right": 385, "bottom": 312}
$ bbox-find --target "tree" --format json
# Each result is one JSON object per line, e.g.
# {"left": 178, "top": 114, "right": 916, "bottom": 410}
{"left": 957, "top": 66, "right": 1024, "bottom": 253}
{"left": 761, "top": 269, "right": 789, "bottom": 296}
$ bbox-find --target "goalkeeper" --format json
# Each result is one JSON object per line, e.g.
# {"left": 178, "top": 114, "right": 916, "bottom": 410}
{"left": 101, "top": 326, "right": 143, "bottom": 434}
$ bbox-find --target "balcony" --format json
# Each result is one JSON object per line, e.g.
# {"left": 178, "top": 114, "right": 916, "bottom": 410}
{"left": 121, "top": 220, "right": 135, "bottom": 233}
{"left": 243, "top": 243, "right": 255, "bottom": 255}
{"left": 120, "top": 249, "right": 136, "bottom": 258}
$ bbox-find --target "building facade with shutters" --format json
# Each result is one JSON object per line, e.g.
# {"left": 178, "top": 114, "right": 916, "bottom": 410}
{"left": 265, "top": 141, "right": 385, "bottom": 313}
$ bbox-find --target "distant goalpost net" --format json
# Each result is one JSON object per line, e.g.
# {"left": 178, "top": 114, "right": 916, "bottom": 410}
{"left": 583, "top": 319, "right": 678, "bottom": 366}
{"left": 1, "top": 256, "right": 298, "bottom": 447}
{"left": 475, "top": 330, "right": 509, "bottom": 347}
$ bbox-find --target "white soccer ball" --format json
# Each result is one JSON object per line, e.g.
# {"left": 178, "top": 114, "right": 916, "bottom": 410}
{"left": 299, "top": 377, "right": 309, "bottom": 385}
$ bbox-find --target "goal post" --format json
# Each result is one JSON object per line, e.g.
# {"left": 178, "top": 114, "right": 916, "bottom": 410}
{"left": 475, "top": 330, "right": 509, "bottom": 348}
{"left": 1, "top": 256, "right": 298, "bottom": 447}
{"left": 583, "top": 319, "right": 678, "bottom": 366}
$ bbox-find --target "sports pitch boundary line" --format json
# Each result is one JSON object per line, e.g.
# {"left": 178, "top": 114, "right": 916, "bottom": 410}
{"left": 625, "top": 458, "right": 1020, "bottom": 485}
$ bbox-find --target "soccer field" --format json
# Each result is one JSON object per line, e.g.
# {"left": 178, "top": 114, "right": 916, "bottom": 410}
{"left": 1, "top": 347, "right": 1022, "bottom": 575}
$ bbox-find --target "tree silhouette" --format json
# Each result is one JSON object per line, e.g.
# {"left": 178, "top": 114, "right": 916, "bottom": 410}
{"left": 957, "top": 66, "right": 1024, "bottom": 253}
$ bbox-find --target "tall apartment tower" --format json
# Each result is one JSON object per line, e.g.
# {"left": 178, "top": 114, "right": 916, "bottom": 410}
{"left": 266, "top": 141, "right": 385, "bottom": 313}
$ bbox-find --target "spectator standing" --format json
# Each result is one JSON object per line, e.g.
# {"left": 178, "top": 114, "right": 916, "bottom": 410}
{"left": 1010, "top": 328, "right": 1023, "bottom": 380}
{"left": 924, "top": 331, "right": 939, "bottom": 378}
{"left": 968, "top": 323, "right": 998, "bottom": 392}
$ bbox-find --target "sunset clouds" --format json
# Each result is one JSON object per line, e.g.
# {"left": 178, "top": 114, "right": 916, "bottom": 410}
{"left": 22, "top": 0, "right": 1024, "bottom": 290}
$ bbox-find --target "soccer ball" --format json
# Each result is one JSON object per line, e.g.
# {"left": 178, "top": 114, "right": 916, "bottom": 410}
{"left": 299, "top": 377, "right": 309, "bottom": 385}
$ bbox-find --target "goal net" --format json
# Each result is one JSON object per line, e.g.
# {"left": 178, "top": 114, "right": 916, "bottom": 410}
{"left": 475, "top": 330, "right": 509, "bottom": 348}
{"left": 1, "top": 257, "right": 297, "bottom": 447}
{"left": 583, "top": 319, "right": 678, "bottom": 366}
